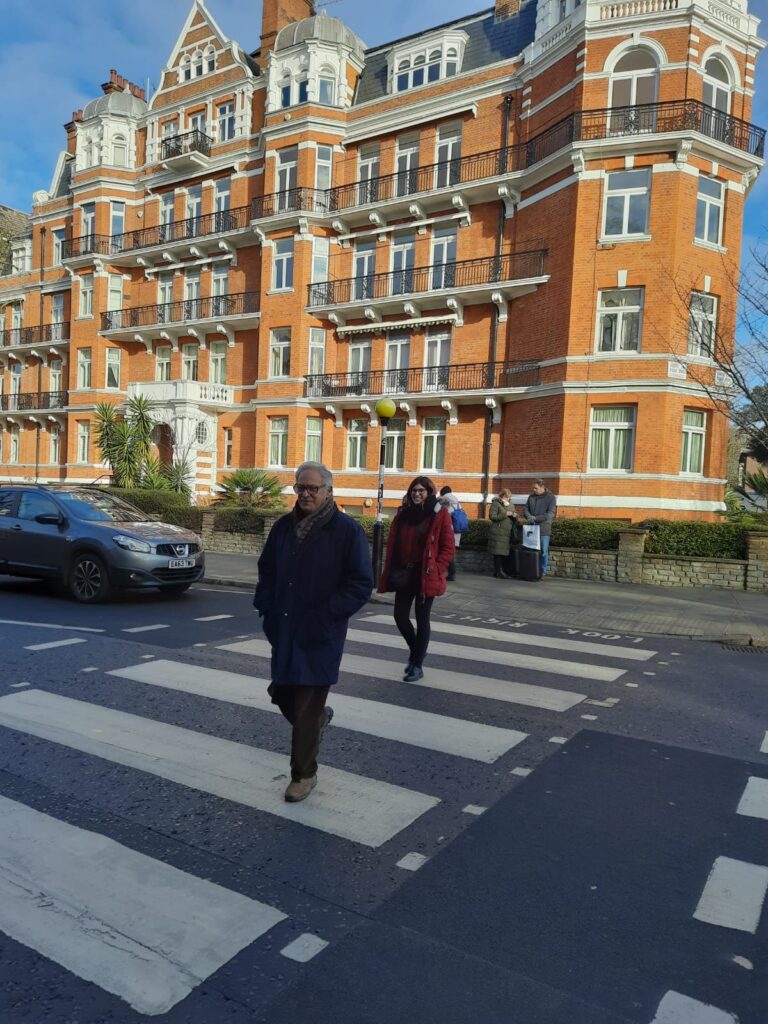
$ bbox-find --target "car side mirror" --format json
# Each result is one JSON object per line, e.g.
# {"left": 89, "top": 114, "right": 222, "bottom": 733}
{"left": 35, "top": 513, "right": 65, "bottom": 526}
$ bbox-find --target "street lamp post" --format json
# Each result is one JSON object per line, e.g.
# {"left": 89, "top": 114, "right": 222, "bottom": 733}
{"left": 371, "top": 396, "right": 397, "bottom": 585}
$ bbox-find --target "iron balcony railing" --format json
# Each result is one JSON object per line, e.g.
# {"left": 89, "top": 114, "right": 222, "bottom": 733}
{"left": 326, "top": 99, "right": 765, "bottom": 213}
{"left": 252, "top": 187, "right": 328, "bottom": 219}
{"left": 0, "top": 322, "right": 70, "bottom": 347}
{"left": 160, "top": 128, "right": 212, "bottom": 162}
{"left": 111, "top": 206, "right": 251, "bottom": 253}
{"left": 0, "top": 390, "right": 68, "bottom": 411}
{"left": 61, "top": 234, "right": 114, "bottom": 260}
{"left": 308, "top": 250, "right": 547, "bottom": 307}
{"left": 305, "top": 360, "right": 540, "bottom": 399}
{"left": 101, "top": 290, "right": 260, "bottom": 331}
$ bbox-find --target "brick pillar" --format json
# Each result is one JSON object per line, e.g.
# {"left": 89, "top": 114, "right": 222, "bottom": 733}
{"left": 746, "top": 532, "right": 768, "bottom": 592}
{"left": 617, "top": 529, "right": 647, "bottom": 585}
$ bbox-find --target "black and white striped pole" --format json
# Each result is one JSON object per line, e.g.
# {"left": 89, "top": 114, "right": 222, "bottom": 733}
{"left": 371, "top": 396, "right": 397, "bottom": 585}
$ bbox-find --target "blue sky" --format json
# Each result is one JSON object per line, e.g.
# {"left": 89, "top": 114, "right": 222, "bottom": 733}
{"left": 2, "top": 0, "right": 768, "bottom": 253}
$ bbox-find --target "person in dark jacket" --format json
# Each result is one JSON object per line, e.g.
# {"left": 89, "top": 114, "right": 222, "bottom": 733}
{"left": 438, "top": 485, "right": 461, "bottom": 581}
{"left": 524, "top": 479, "right": 557, "bottom": 577}
{"left": 488, "top": 489, "right": 517, "bottom": 578}
{"left": 254, "top": 462, "right": 373, "bottom": 803}
{"left": 378, "top": 475, "right": 455, "bottom": 682}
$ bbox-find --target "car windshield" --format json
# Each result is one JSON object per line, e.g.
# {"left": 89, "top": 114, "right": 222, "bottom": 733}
{"left": 56, "top": 490, "right": 150, "bottom": 523}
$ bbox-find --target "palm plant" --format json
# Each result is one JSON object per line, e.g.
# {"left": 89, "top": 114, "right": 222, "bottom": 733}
{"left": 216, "top": 469, "right": 284, "bottom": 509}
{"left": 162, "top": 457, "right": 193, "bottom": 498}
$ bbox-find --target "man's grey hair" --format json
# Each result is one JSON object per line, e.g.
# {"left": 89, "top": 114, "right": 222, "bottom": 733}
{"left": 296, "top": 462, "right": 333, "bottom": 488}
{"left": 532, "top": 478, "right": 546, "bottom": 488}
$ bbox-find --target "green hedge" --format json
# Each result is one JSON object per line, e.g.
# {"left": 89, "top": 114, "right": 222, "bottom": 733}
{"left": 160, "top": 507, "right": 205, "bottom": 533}
{"left": 551, "top": 519, "right": 624, "bottom": 550}
{"left": 213, "top": 508, "right": 267, "bottom": 534}
{"left": 105, "top": 488, "right": 189, "bottom": 517}
{"left": 637, "top": 519, "right": 759, "bottom": 560}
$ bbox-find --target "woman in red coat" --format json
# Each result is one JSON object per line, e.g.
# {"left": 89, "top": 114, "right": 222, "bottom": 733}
{"left": 378, "top": 475, "right": 455, "bottom": 682}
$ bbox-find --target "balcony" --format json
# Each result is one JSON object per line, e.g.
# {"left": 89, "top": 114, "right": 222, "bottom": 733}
{"left": 0, "top": 322, "right": 70, "bottom": 349}
{"left": 100, "top": 290, "right": 260, "bottom": 342}
{"left": 307, "top": 250, "right": 548, "bottom": 321}
{"left": 108, "top": 206, "right": 252, "bottom": 266}
{"left": 305, "top": 360, "right": 540, "bottom": 401}
{"left": 325, "top": 100, "right": 765, "bottom": 219}
{"left": 127, "top": 379, "right": 235, "bottom": 409}
{"left": 61, "top": 234, "right": 114, "bottom": 266}
{"left": 252, "top": 187, "right": 329, "bottom": 228}
{"left": 159, "top": 129, "right": 212, "bottom": 171}
{"left": 0, "top": 390, "right": 68, "bottom": 413}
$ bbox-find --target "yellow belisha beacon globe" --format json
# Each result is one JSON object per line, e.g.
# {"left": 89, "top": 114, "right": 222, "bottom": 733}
{"left": 375, "top": 397, "right": 397, "bottom": 420}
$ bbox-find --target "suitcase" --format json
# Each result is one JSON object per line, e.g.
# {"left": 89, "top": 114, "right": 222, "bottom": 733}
{"left": 517, "top": 544, "right": 542, "bottom": 582}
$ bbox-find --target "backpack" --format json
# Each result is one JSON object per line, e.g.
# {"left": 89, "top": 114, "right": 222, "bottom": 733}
{"left": 452, "top": 506, "right": 469, "bottom": 533}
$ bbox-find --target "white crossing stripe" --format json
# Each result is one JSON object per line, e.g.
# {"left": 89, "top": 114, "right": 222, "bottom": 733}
{"left": 346, "top": 629, "right": 625, "bottom": 682}
{"left": 194, "top": 615, "right": 234, "bottom": 622}
{"left": 0, "top": 691, "right": 439, "bottom": 848}
{"left": 364, "top": 614, "right": 657, "bottom": 661}
{"left": 0, "top": 619, "right": 104, "bottom": 633}
{"left": 0, "top": 794, "right": 285, "bottom": 1016}
{"left": 280, "top": 933, "right": 328, "bottom": 963}
{"left": 24, "top": 638, "right": 87, "bottom": 652}
{"left": 761, "top": 731, "right": 768, "bottom": 754}
{"left": 651, "top": 990, "right": 737, "bottom": 1023}
{"left": 736, "top": 776, "right": 768, "bottom": 821}
{"left": 397, "top": 852, "right": 428, "bottom": 871}
{"left": 693, "top": 855, "right": 768, "bottom": 934}
{"left": 219, "top": 639, "right": 586, "bottom": 712}
{"left": 107, "top": 660, "right": 527, "bottom": 764}
{"left": 122, "top": 624, "right": 169, "bottom": 634}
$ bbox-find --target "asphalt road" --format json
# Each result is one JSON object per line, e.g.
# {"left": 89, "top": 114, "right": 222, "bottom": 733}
{"left": 0, "top": 575, "right": 766, "bottom": 1024}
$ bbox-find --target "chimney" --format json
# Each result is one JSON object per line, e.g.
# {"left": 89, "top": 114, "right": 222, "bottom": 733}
{"left": 259, "top": 0, "right": 315, "bottom": 67}
{"left": 64, "top": 110, "right": 83, "bottom": 155}
{"left": 495, "top": 0, "right": 521, "bottom": 19}
{"left": 101, "top": 69, "right": 146, "bottom": 102}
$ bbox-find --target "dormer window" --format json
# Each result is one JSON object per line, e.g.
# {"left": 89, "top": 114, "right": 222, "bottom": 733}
{"left": 179, "top": 48, "right": 216, "bottom": 83}
{"left": 391, "top": 35, "right": 467, "bottom": 93}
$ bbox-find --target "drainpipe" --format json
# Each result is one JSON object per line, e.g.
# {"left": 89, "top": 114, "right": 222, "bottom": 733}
{"left": 35, "top": 226, "right": 46, "bottom": 482}
{"left": 481, "top": 95, "right": 514, "bottom": 516}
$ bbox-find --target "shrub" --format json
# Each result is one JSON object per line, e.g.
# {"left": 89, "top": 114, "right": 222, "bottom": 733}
{"left": 104, "top": 488, "right": 190, "bottom": 517}
{"left": 639, "top": 519, "right": 751, "bottom": 560}
{"left": 459, "top": 518, "right": 490, "bottom": 549}
{"left": 551, "top": 518, "right": 624, "bottom": 550}
{"left": 160, "top": 507, "right": 204, "bottom": 533}
{"left": 213, "top": 507, "right": 270, "bottom": 534}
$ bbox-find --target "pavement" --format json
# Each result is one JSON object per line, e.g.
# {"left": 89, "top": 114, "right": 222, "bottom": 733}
{"left": 205, "top": 551, "right": 768, "bottom": 645}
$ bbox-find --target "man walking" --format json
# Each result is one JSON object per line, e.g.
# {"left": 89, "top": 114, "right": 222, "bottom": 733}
{"left": 524, "top": 479, "right": 557, "bottom": 577}
{"left": 254, "top": 462, "right": 373, "bottom": 802}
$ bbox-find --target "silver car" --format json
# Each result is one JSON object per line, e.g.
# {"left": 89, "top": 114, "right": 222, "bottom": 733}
{"left": 0, "top": 485, "right": 205, "bottom": 603}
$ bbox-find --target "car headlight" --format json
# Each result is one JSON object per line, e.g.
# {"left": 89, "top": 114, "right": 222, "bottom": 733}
{"left": 113, "top": 535, "right": 152, "bottom": 553}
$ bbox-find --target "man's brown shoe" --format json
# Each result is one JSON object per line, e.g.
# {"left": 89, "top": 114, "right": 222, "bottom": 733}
{"left": 284, "top": 776, "right": 317, "bottom": 803}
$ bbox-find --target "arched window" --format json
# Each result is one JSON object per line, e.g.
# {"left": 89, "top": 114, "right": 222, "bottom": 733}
{"left": 298, "top": 74, "right": 309, "bottom": 103}
{"left": 194, "top": 51, "right": 204, "bottom": 77}
{"left": 205, "top": 46, "right": 216, "bottom": 74}
{"left": 397, "top": 59, "right": 410, "bottom": 92}
{"left": 84, "top": 138, "right": 94, "bottom": 167}
{"left": 445, "top": 47, "right": 458, "bottom": 77}
{"left": 113, "top": 135, "right": 127, "bottom": 167}
{"left": 318, "top": 66, "right": 335, "bottom": 105}
{"left": 610, "top": 49, "right": 658, "bottom": 108}
{"left": 413, "top": 53, "right": 426, "bottom": 88}
{"left": 280, "top": 74, "right": 292, "bottom": 108}
{"left": 703, "top": 57, "right": 731, "bottom": 113}
{"left": 427, "top": 49, "right": 442, "bottom": 82}
{"left": 182, "top": 55, "right": 192, "bottom": 82}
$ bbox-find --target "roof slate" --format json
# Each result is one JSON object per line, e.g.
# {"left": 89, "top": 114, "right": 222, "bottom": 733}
{"left": 355, "top": 2, "right": 537, "bottom": 106}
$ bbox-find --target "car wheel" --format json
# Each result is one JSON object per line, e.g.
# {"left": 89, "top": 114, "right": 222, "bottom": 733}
{"left": 69, "top": 554, "right": 111, "bottom": 603}
{"left": 159, "top": 584, "right": 192, "bottom": 595}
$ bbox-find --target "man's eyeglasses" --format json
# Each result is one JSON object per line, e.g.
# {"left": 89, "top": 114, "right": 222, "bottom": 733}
{"left": 294, "top": 484, "right": 325, "bottom": 495}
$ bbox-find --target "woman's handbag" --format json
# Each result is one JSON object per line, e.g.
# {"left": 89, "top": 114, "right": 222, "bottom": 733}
{"left": 388, "top": 564, "right": 418, "bottom": 591}
{"left": 521, "top": 524, "right": 541, "bottom": 551}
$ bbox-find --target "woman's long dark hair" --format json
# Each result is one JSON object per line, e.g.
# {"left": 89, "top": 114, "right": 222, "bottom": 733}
{"left": 400, "top": 475, "right": 438, "bottom": 523}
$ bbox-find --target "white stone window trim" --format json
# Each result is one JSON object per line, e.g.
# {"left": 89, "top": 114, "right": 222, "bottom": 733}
{"left": 688, "top": 292, "right": 718, "bottom": 358}
{"left": 346, "top": 417, "right": 369, "bottom": 470}
{"left": 587, "top": 405, "right": 636, "bottom": 474}
{"left": 269, "top": 328, "right": 292, "bottom": 379}
{"left": 267, "top": 416, "right": 289, "bottom": 468}
{"left": 179, "top": 46, "right": 216, "bottom": 84}
{"left": 602, "top": 168, "right": 651, "bottom": 240}
{"left": 695, "top": 174, "right": 725, "bottom": 248}
{"left": 680, "top": 409, "right": 707, "bottom": 476}
{"left": 421, "top": 415, "right": 447, "bottom": 473}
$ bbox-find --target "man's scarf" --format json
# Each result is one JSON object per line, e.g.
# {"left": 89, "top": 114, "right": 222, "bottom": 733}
{"left": 292, "top": 495, "right": 336, "bottom": 544}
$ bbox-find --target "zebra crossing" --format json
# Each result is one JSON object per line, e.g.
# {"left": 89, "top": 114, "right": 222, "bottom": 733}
{"left": 0, "top": 612, "right": 670, "bottom": 1019}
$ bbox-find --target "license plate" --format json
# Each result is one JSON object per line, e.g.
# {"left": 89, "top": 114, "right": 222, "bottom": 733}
{"left": 168, "top": 559, "right": 195, "bottom": 569}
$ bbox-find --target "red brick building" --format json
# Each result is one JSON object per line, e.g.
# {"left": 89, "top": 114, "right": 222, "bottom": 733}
{"left": 0, "top": 0, "right": 764, "bottom": 518}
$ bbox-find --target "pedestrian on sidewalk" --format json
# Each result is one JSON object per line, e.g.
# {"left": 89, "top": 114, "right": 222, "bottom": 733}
{"left": 253, "top": 462, "right": 373, "bottom": 803}
{"left": 524, "top": 478, "right": 557, "bottom": 577}
{"left": 438, "top": 485, "right": 465, "bottom": 582}
{"left": 488, "top": 488, "right": 517, "bottom": 578}
{"left": 378, "top": 475, "right": 455, "bottom": 682}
